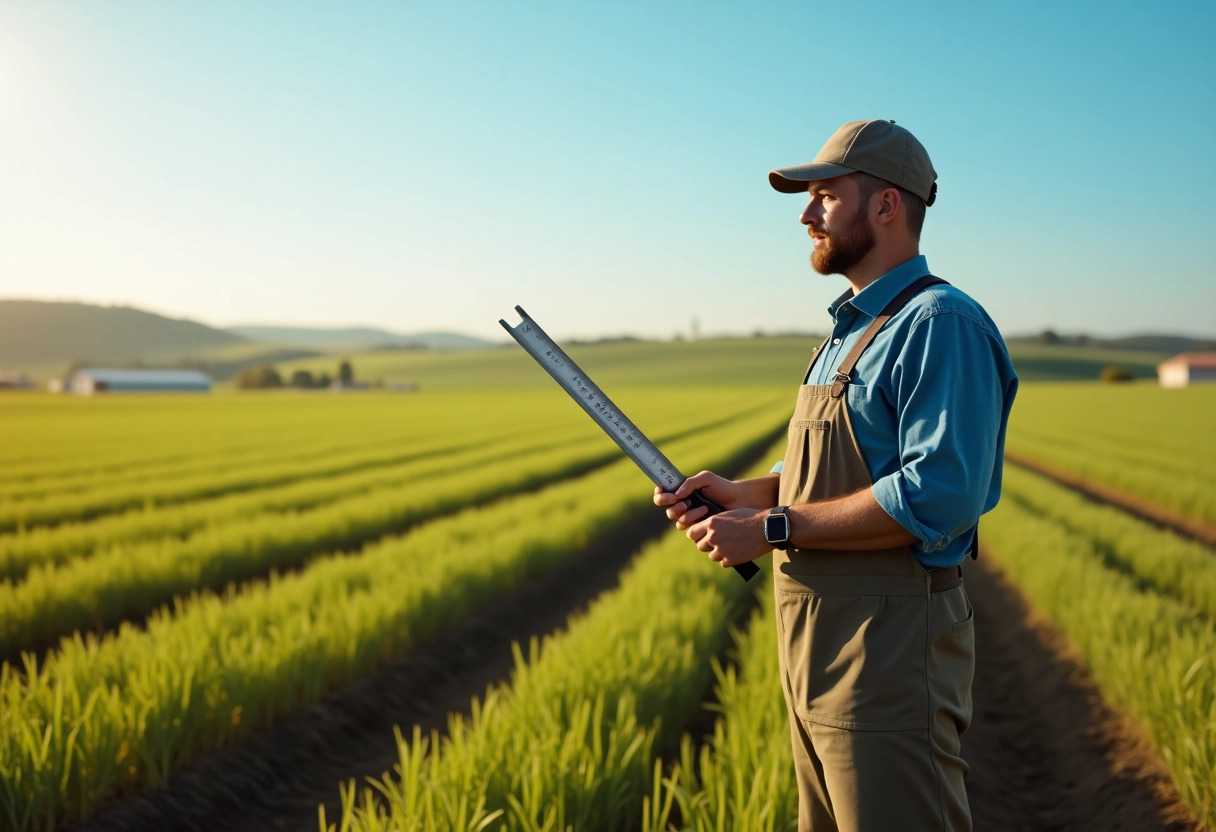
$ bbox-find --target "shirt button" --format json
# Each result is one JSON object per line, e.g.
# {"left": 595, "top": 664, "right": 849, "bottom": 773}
{"left": 832, "top": 338, "right": 842, "bottom": 345}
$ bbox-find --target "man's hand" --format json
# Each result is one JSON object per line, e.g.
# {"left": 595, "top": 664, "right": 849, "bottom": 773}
{"left": 686, "top": 508, "right": 769, "bottom": 569}
{"left": 653, "top": 470, "right": 743, "bottom": 530}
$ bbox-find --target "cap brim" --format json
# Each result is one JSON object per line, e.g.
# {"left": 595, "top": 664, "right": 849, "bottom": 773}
{"left": 768, "top": 162, "right": 855, "bottom": 193}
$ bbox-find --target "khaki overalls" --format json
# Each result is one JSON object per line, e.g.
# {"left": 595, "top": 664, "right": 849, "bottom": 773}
{"left": 775, "top": 276, "right": 975, "bottom": 832}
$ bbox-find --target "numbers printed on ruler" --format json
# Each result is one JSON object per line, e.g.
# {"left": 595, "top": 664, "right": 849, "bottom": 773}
{"left": 503, "top": 307, "right": 681, "bottom": 491}
{"left": 653, "top": 457, "right": 674, "bottom": 487}
{"left": 571, "top": 376, "right": 645, "bottom": 451}
{"left": 503, "top": 306, "right": 759, "bottom": 580}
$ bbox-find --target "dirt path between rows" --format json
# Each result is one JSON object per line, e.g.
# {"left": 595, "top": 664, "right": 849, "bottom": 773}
{"left": 964, "top": 552, "right": 1202, "bottom": 831}
{"left": 1005, "top": 450, "right": 1216, "bottom": 548}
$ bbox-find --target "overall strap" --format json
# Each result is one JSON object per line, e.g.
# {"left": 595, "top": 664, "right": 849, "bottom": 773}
{"left": 802, "top": 334, "right": 834, "bottom": 383}
{"left": 830, "top": 274, "right": 948, "bottom": 399}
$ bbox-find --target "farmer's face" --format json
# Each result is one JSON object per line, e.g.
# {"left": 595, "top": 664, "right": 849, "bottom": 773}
{"left": 800, "top": 175, "right": 875, "bottom": 276}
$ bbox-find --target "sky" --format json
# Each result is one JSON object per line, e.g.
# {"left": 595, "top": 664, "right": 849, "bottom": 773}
{"left": 1, "top": 0, "right": 1214, "bottom": 343}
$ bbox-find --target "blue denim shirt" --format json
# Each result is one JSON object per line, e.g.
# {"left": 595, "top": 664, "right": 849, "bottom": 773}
{"left": 777, "top": 256, "right": 1019, "bottom": 569}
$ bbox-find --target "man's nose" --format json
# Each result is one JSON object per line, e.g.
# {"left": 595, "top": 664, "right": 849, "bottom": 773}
{"left": 800, "top": 203, "right": 820, "bottom": 227}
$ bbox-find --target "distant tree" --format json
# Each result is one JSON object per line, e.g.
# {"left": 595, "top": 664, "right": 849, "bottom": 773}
{"left": 290, "top": 369, "right": 315, "bottom": 389}
{"left": 1037, "top": 329, "right": 1062, "bottom": 345}
{"left": 338, "top": 360, "right": 354, "bottom": 385}
{"left": 1099, "top": 365, "right": 1134, "bottom": 383}
{"left": 317, "top": 372, "right": 332, "bottom": 388}
{"left": 235, "top": 365, "right": 283, "bottom": 389}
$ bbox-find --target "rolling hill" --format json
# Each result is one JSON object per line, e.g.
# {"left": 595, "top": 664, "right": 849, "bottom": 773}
{"left": 0, "top": 300, "right": 245, "bottom": 370}
{"left": 225, "top": 325, "right": 494, "bottom": 352}
{"left": 0, "top": 300, "right": 495, "bottom": 382}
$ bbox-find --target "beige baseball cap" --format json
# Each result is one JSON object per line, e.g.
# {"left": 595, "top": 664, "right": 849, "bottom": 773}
{"left": 769, "top": 119, "right": 938, "bottom": 205}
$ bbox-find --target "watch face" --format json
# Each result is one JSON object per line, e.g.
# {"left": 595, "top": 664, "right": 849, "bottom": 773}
{"left": 765, "top": 512, "right": 789, "bottom": 544}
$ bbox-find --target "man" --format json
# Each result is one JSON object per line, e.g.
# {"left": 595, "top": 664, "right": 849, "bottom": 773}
{"left": 654, "top": 120, "right": 1018, "bottom": 831}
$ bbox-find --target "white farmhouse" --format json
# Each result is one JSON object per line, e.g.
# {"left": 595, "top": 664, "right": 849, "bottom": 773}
{"left": 1157, "top": 353, "right": 1216, "bottom": 388}
{"left": 66, "top": 368, "right": 212, "bottom": 395}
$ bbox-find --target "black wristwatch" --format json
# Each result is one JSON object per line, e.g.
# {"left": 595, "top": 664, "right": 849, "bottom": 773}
{"left": 764, "top": 505, "right": 792, "bottom": 550}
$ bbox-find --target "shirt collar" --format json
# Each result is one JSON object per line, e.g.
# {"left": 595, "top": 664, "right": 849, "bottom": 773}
{"left": 827, "top": 255, "right": 931, "bottom": 321}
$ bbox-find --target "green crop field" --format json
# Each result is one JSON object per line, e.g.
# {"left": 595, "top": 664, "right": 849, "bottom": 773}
{"left": 272, "top": 334, "right": 1169, "bottom": 390}
{"left": 1, "top": 338, "right": 1213, "bottom": 831}
{"left": 1004, "top": 381, "right": 1216, "bottom": 526}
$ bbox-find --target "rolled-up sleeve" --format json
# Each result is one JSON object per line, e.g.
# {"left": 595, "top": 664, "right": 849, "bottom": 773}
{"left": 870, "top": 310, "right": 1011, "bottom": 553}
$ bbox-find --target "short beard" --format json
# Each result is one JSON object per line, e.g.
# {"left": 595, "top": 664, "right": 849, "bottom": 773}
{"left": 810, "top": 202, "right": 875, "bottom": 276}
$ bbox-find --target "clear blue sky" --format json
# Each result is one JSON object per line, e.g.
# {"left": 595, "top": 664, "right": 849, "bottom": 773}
{"left": 2, "top": 0, "right": 1213, "bottom": 343}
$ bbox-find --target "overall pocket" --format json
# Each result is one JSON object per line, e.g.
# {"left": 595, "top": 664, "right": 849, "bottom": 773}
{"left": 776, "top": 588, "right": 928, "bottom": 731}
{"left": 928, "top": 586, "right": 976, "bottom": 737}
{"left": 779, "top": 419, "right": 830, "bottom": 506}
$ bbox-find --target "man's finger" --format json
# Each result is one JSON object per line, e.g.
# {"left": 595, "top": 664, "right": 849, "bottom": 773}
{"left": 674, "top": 471, "right": 713, "bottom": 500}
{"left": 678, "top": 506, "right": 709, "bottom": 527}
{"left": 653, "top": 489, "right": 680, "bottom": 507}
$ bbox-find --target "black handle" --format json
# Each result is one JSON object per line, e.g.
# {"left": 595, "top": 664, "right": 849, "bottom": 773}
{"left": 678, "top": 489, "right": 761, "bottom": 582}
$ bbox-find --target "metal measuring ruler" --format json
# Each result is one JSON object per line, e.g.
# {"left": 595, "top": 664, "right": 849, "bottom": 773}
{"left": 500, "top": 306, "right": 760, "bottom": 582}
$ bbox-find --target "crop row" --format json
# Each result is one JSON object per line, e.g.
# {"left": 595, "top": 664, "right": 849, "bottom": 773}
{"left": 0, "top": 413, "right": 551, "bottom": 533}
{"left": 0, "top": 396, "right": 781, "bottom": 660}
{"left": 0, "top": 402, "right": 531, "bottom": 506}
{"left": 0, "top": 407, "right": 786, "bottom": 831}
{"left": 1009, "top": 419, "right": 1210, "bottom": 481}
{"left": 1004, "top": 384, "right": 1216, "bottom": 526}
{"left": 0, "top": 429, "right": 534, "bottom": 581}
{"left": 1, "top": 393, "right": 427, "bottom": 481}
{"left": 644, "top": 565, "right": 796, "bottom": 831}
{"left": 1006, "top": 436, "right": 1216, "bottom": 527}
{"left": 0, "top": 433, "right": 622, "bottom": 658}
{"left": 0, "top": 388, "right": 740, "bottom": 489}
{"left": 0, "top": 390, "right": 747, "bottom": 532}
{"left": 968, "top": 492, "right": 1216, "bottom": 826}
{"left": 997, "top": 466, "right": 1216, "bottom": 618}
{"left": 0, "top": 393, "right": 762, "bottom": 578}
{"left": 0, "top": 419, "right": 449, "bottom": 503}
{"left": 319, "top": 440, "right": 786, "bottom": 832}
{"left": 0, "top": 426, "right": 471, "bottom": 533}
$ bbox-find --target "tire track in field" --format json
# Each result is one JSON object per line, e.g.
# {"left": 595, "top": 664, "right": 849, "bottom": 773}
{"left": 1004, "top": 450, "right": 1216, "bottom": 548}
{"left": 66, "top": 423, "right": 786, "bottom": 832}
{"left": 964, "top": 551, "right": 1202, "bottom": 831}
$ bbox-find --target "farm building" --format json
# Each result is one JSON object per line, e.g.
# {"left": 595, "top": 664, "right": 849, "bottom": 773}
{"left": 65, "top": 368, "right": 212, "bottom": 395}
{"left": 1157, "top": 352, "right": 1216, "bottom": 388}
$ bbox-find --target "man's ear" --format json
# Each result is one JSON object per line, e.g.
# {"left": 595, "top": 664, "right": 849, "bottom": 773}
{"left": 874, "top": 187, "right": 902, "bottom": 227}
